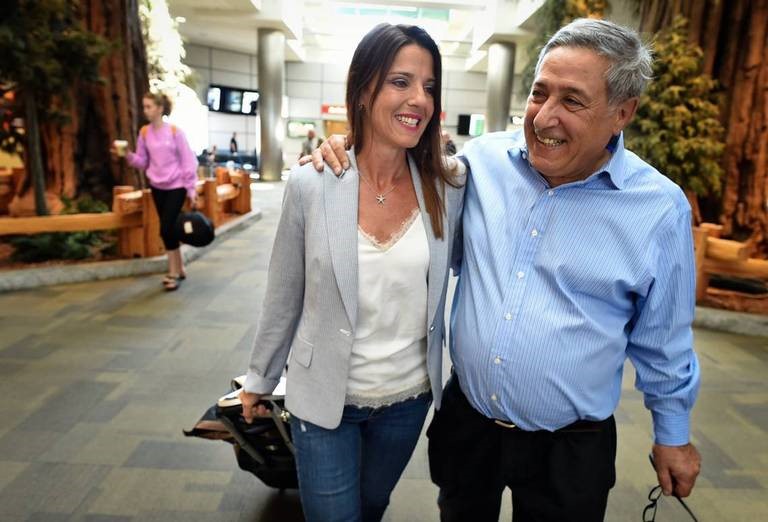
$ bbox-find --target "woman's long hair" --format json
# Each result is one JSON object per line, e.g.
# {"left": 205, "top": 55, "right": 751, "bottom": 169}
{"left": 346, "top": 23, "right": 455, "bottom": 239}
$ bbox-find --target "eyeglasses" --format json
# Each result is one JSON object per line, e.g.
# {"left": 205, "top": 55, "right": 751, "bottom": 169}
{"left": 642, "top": 484, "right": 698, "bottom": 521}
{"left": 643, "top": 454, "right": 699, "bottom": 522}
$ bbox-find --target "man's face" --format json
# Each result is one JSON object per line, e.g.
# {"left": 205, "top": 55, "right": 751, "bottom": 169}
{"left": 524, "top": 47, "right": 637, "bottom": 186}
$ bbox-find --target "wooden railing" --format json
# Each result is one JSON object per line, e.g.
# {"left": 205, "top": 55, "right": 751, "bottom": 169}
{"left": 693, "top": 223, "right": 768, "bottom": 311}
{"left": 199, "top": 168, "right": 252, "bottom": 228}
{"left": 0, "top": 169, "right": 252, "bottom": 258}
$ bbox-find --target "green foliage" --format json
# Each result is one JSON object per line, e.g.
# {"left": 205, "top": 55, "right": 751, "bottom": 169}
{"left": 9, "top": 231, "right": 115, "bottom": 263}
{"left": 626, "top": 16, "right": 724, "bottom": 196}
{"left": 9, "top": 194, "right": 116, "bottom": 263}
{"left": 61, "top": 193, "right": 110, "bottom": 215}
{"left": 0, "top": 1, "right": 111, "bottom": 153}
{"left": 520, "top": 0, "right": 609, "bottom": 97}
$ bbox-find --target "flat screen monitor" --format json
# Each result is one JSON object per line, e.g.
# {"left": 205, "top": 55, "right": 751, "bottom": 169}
{"left": 207, "top": 85, "right": 259, "bottom": 115}
{"left": 241, "top": 91, "right": 260, "bottom": 115}
{"left": 457, "top": 113, "right": 484, "bottom": 136}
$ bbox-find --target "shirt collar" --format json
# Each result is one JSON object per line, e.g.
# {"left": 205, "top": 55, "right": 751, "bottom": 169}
{"left": 513, "top": 132, "right": 628, "bottom": 190}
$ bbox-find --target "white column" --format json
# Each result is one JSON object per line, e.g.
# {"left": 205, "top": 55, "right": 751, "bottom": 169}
{"left": 485, "top": 41, "right": 516, "bottom": 133}
{"left": 257, "top": 28, "right": 286, "bottom": 181}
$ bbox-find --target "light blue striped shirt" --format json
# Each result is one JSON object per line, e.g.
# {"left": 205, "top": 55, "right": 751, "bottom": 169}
{"left": 452, "top": 130, "right": 700, "bottom": 446}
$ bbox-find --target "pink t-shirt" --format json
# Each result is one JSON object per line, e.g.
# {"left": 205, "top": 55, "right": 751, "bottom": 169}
{"left": 126, "top": 123, "right": 198, "bottom": 198}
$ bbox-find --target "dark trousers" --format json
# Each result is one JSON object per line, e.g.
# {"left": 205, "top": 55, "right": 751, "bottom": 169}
{"left": 427, "top": 376, "right": 616, "bottom": 522}
{"left": 150, "top": 186, "right": 187, "bottom": 250}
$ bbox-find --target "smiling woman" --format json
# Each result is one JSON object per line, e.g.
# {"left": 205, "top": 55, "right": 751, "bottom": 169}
{"left": 239, "top": 22, "right": 466, "bottom": 522}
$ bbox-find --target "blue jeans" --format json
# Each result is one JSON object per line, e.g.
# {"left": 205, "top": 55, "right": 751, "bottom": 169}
{"left": 290, "top": 393, "right": 431, "bottom": 522}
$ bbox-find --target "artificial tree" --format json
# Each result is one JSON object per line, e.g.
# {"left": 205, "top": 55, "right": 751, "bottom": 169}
{"left": 636, "top": 0, "right": 768, "bottom": 252}
{"left": 0, "top": 0, "right": 108, "bottom": 215}
{"left": 626, "top": 15, "right": 725, "bottom": 216}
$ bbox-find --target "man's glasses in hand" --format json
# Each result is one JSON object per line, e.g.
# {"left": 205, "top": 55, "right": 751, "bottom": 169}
{"left": 643, "top": 454, "right": 698, "bottom": 521}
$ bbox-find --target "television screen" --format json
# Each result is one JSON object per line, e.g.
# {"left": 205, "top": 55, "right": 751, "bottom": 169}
{"left": 225, "top": 90, "right": 242, "bottom": 113}
{"left": 207, "top": 87, "right": 221, "bottom": 112}
{"left": 206, "top": 85, "right": 259, "bottom": 115}
{"left": 457, "top": 114, "right": 470, "bottom": 135}
{"left": 241, "top": 91, "right": 260, "bottom": 115}
{"left": 469, "top": 114, "right": 485, "bottom": 136}
{"left": 457, "top": 113, "right": 485, "bottom": 136}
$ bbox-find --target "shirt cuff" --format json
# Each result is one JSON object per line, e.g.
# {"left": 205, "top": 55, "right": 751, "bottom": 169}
{"left": 652, "top": 410, "right": 691, "bottom": 446}
{"left": 243, "top": 369, "right": 279, "bottom": 395}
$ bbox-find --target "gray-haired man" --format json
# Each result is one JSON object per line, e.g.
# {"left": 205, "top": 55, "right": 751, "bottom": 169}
{"left": 309, "top": 18, "right": 701, "bottom": 522}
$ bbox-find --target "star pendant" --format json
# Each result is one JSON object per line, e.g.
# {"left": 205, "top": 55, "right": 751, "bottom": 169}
{"left": 376, "top": 194, "right": 386, "bottom": 205}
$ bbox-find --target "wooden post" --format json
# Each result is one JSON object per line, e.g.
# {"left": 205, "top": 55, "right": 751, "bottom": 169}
{"left": 202, "top": 179, "right": 218, "bottom": 227}
{"left": 142, "top": 188, "right": 164, "bottom": 257}
{"left": 0, "top": 169, "right": 13, "bottom": 215}
{"left": 699, "top": 222, "right": 723, "bottom": 238}
{"left": 216, "top": 169, "right": 233, "bottom": 214}
{"left": 113, "top": 186, "right": 136, "bottom": 257}
{"left": 693, "top": 227, "right": 711, "bottom": 302}
{"left": 230, "top": 172, "right": 251, "bottom": 214}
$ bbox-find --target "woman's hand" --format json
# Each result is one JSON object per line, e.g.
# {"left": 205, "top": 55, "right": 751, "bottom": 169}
{"left": 240, "top": 390, "right": 270, "bottom": 424}
{"left": 187, "top": 193, "right": 198, "bottom": 210}
{"left": 110, "top": 141, "right": 131, "bottom": 160}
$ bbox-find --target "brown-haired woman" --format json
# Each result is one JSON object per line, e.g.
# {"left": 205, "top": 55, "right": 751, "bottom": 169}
{"left": 239, "top": 23, "right": 464, "bottom": 521}
{"left": 112, "top": 92, "right": 198, "bottom": 291}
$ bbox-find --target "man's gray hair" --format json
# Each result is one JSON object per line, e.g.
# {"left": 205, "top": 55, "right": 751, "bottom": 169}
{"left": 534, "top": 18, "right": 653, "bottom": 104}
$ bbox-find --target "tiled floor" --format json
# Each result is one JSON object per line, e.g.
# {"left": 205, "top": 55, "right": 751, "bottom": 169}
{"left": 0, "top": 181, "right": 766, "bottom": 521}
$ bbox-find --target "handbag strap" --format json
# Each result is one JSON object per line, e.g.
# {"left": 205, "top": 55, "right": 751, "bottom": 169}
{"left": 268, "top": 400, "right": 297, "bottom": 455}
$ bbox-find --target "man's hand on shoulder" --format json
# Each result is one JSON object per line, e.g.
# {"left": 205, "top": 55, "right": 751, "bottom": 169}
{"left": 651, "top": 442, "right": 701, "bottom": 498}
{"left": 297, "top": 134, "right": 349, "bottom": 175}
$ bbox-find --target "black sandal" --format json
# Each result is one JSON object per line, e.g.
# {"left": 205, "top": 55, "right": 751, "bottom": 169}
{"left": 163, "top": 276, "right": 182, "bottom": 291}
{"left": 163, "top": 274, "right": 187, "bottom": 284}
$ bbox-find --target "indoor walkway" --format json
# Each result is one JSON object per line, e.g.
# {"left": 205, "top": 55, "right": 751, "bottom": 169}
{"left": 0, "top": 181, "right": 766, "bottom": 521}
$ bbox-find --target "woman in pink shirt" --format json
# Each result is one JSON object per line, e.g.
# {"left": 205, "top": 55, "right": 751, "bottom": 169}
{"left": 113, "top": 92, "right": 198, "bottom": 290}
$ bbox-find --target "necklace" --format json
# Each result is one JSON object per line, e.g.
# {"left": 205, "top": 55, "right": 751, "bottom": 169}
{"left": 359, "top": 172, "right": 400, "bottom": 205}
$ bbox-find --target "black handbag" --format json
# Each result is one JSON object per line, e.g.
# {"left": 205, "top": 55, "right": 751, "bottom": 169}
{"left": 184, "top": 376, "right": 298, "bottom": 490}
{"left": 174, "top": 211, "right": 215, "bottom": 247}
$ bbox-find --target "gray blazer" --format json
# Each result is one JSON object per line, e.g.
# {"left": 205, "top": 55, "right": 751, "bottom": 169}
{"left": 244, "top": 150, "right": 465, "bottom": 429}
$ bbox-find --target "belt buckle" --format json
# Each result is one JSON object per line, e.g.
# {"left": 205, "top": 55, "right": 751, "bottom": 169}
{"left": 494, "top": 419, "right": 517, "bottom": 429}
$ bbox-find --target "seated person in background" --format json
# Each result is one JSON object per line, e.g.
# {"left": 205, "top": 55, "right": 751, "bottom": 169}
{"left": 300, "top": 128, "right": 323, "bottom": 158}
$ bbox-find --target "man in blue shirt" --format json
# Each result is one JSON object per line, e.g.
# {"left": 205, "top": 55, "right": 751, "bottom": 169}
{"left": 309, "top": 18, "right": 701, "bottom": 522}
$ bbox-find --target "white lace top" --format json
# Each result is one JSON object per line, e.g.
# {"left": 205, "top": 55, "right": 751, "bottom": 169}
{"left": 346, "top": 209, "right": 431, "bottom": 408}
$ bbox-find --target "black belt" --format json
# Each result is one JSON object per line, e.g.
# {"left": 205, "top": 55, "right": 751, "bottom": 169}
{"left": 492, "top": 416, "right": 611, "bottom": 433}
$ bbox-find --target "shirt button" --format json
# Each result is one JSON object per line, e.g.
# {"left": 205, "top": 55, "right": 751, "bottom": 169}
{"left": 548, "top": 190, "right": 554, "bottom": 196}
{"left": 494, "top": 357, "right": 502, "bottom": 364}
{"left": 429, "top": 325, "right": 435, "bottom": 332}
{"left": 531, "top": 229, "right": 538, "bottom": 237}
{"left": 504, "top": 312, "right": 512, "bottom": 320}
{"left": 491, "top": 394, "right": 498, "bottom": 401}
{"left": 516, "top": 271, "right": 525, "bottom": 279}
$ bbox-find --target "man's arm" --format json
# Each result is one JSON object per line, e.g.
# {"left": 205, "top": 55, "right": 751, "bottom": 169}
{"left": 626, "top": 205, "right": 701, "bottom": 497}
{"left": 299, "top": 134, "right": 467, "bottom": 180}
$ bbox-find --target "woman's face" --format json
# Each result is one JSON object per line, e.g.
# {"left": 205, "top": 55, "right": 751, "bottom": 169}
{"left": 365, "top": 44, "right": 435, "bottom": 151}
{"left": 143, "top": 98, "right": 163, "bottom": 122}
